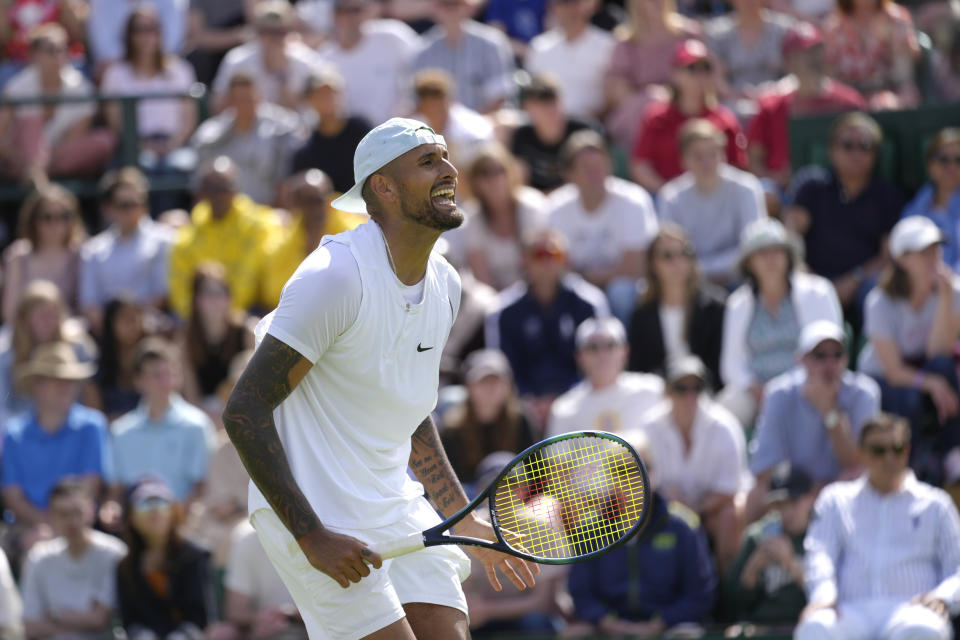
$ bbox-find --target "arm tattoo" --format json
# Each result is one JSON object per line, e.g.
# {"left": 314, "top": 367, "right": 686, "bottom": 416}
{"left": 222, "top": 334, "right": 319, "bottom": 538}
{"left": 409, "top": 415, "right": 470, "bottom": 518}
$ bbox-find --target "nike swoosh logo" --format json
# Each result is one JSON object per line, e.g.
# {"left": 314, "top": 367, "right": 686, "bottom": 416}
{"left": 417, "top": 343, "right": 434, "bottom": 352}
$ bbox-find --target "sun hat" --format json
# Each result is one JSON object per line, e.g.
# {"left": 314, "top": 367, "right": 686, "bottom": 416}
{"left": 16, "top": 341, "right": 95, "bottom": 386}
{"left": 889, "top": 215, "right": 945, "bottom": 258}
{"left": 331, "top": 118, "right": 447, "bottom": 214}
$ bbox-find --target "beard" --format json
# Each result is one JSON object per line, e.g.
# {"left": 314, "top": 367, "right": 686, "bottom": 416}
{"left": 397, "top": 181, "right": 464, "bottom": 232}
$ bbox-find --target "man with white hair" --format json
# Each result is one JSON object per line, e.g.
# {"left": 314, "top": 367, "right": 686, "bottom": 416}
{"left": 547, "top": 317, "right": 664, "bottom": 437}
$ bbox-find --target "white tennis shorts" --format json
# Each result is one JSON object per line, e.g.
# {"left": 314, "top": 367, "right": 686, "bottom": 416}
{"left": 250, "top": 497, "right": 471, "bottom": 640}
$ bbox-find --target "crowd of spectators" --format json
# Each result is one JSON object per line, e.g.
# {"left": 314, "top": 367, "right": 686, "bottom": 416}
{"left": 0, "top": 0, "right": 959, "bottom": 638}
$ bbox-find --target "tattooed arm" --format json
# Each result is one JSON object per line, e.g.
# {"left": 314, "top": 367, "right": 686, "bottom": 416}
{"left": 223, "top": 334, "right": 381, "bottom": 588}
{"left": 409, "top": 415, "right": 537, "bottom": 591}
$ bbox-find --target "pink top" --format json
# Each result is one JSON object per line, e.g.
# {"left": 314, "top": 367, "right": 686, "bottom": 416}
{"left": 605, "top": 21, "right": 702, "bottom": 90}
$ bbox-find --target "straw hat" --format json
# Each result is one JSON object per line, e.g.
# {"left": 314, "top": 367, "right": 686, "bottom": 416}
{"left": 16, "top": 341, "right": 95, "bottom": 386}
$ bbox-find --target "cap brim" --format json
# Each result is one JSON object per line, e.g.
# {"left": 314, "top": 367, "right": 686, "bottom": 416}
{"left": 331, "top": 182, "right": 368, "bottom": 214}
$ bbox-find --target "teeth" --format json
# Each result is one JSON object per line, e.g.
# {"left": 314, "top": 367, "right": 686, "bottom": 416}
{"left": 431, "top": 187, "right": 456, "bottom": 199}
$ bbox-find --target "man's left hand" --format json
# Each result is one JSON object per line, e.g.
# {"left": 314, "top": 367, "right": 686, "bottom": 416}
{"left": 456, "top": 514, "right": 538, "bottom": 592}
{"left": 912, "top": 592, "right": 949, "bottom": 619}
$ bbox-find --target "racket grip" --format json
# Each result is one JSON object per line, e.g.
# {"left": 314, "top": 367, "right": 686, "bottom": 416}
{"left": 369, "top": 532, "right": 425, "bottom": 560}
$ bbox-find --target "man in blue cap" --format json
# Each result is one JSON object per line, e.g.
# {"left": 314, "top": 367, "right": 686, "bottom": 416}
{"left": 223, "top": 117, "right": 536, "bottom": 640}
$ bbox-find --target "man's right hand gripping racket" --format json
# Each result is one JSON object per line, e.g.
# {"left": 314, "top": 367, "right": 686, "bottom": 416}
{"left": 371, "top": 431, "right": 652, "bottom": 564}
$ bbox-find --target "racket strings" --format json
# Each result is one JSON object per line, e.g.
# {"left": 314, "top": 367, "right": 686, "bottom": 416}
{"left": 492, "top": 436, "right": 646, "bottom": 561}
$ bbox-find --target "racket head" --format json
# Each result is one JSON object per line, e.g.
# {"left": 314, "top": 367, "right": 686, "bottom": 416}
{"left": 487, "top": 430, "right": 651, "bottom": 564}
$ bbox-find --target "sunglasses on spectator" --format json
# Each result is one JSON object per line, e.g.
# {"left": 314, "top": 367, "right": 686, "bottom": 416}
{"left": 835, "top": 139, "right": 875, "bottom": 153}
{"left": 38, "top": 210, "right": 71, "bottom": 224}
{"left": 133, "top": 496, "right": 172, "bottom": 514}
{"left": 655, "top": 249, "right": 692, "bottom": 262}
{"left": 35, "top": 44, "right": 65, "bottom": 55}
{"left": 934, "top": 153, "right": 960, "bottom": 167}
{"left": 529, "top": 246, "right": 565, "bottom": 261}
{"left": 686, "top": 61, "right": 713, "bottom": 74}
{"left": 809, "top": 348, "right": 844, "bottom": 362}
{"left": 581, "top": 340, "right": 619, "bottom": 353}
{"left": 866, "top": 442, "right": 907, "bottom": 458}
{"left": 132, "top": 23, "right": 159, "bottom": 33}
{"left": 671, "top": 381, "right": 705, "bottom": 394}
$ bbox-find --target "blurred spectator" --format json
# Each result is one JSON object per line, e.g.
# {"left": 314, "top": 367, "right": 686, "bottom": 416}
{"left": 168, "top": 156, "right": 277, "bottom": 318}
{"left": 20, "top": 480, "right": 127, "bottom": 640}
{"left": 318, "top": 0, "right": 421, "bottom": 125}
{"left": 901, "top": 128, "right": 960, "bottom": 272}
{"left": 88, "top": 0, "right": 186, "bottom": 70}
{"left": 101, "top": 6, "right": 198, "bottom": 183}
{"left": 79, "top": 167, "right": 172, "bottom": 335}
{"left": 1, "top": 342, "right": 108, "bottom": 533}
{"left": 704, "top": 0, "right": 796, "bottom": 101}
{"left": 658, "top": 118, "right": 767, "bottom": 288}
{"left": 525, "top": 0, "right": 616, "bottom": 120}
{"left": 796, "top": 413, "right": 960, "bottom": 640}
{"left": 485, "top": 0, "right": 547, "bottom": 58}
{"left": 723, "top": 466, "right": 814, "bottom": 626}
{"left": 439, "top": 350, "right": 536, "bottom": 485}
{"left": 547, "top": 130, "right": 658, "bottom": 323}
{"left": 290, "top": 70, "right": 372, "bottom": 194}
{"left": 719, "top": 218, "right": 842, "bottom": 427}
{"left": 212, "top": 0, "right": 322, "bottom": 112}
{"left": 94, "top": 297, "right": 149, "bottom": 420}
{"left": 208, "top": 521, "right": 304, "bottom": 640}
{"left": 931, "top": 22, "right": 960, "bottom": 102}
{"left": 631, "top": 39, "right": 747, "bottom": 194}
{"left": 858, "top": 216, "right": 960, "bottom": 485}
{"left": 603, "top": 0, "right": 702, "bottom": 151}
{"left": 509, "top": 75, "right": 592, "bottom": 192}
{"left": 747, "top": 321, "right": 880, "bottom": 519}
{"left": 117, "top": 478, "right": 214, "bottom": 640}
{"left": 411, "top": 69, "right": 495, "bottom": 165}
{"left": 485, "top": 229, "right": 609, "bottom": 427}
{"left": 192, "top": 73, "right": 303, "bottom": 206}
{"left": 2, "top": 183, "right": 85, "bottom": 323}
{"left": 784, "top": 112, "right": 904, "bottom": 325}
{"left": 0, "top": 24, "right": 114, "bottom": 181}
{"left": 261, "top": 170, "right": 366, "bottom": 309}
{"left": 184, "top": 0, "right": 255, "bottom": 86}
{"left": 413, "top": 0, "right": 516, "bottom": 113}
{"left": 639, "top": 355, "right": 747, "bottom": 568}
{"left": 0, "top": 546, "right": 23, "bottom": 640}
{"left": 439, "top": 272, "right": 499, "bottom": 386}
{"left": 460, "top": 143, "right": 548, "bottom": 291}
{"left": 746, "top": 23, "right": 866, "bottom": 189}
{"left": 547, "top": 317, "right": 664, "bottom": 436}
{"left": 0, "top": 0, "right": 85, "bottom": 89}
{"left": 822, "top": 0, "right": 921, "bottom": 109}
{"left": 0, "top": 281, "right": 98, "bottom": 422}
{"left": 566, "top": 430, "right": 716, "bottom": 637}
{"left": 628, "top": 225, "right": 727, "bottom": 385}
{"left": 180, "top": 263, "right": 254, "bottom": 405}
{"left": 111, "top": 338, "right": 213, "bottom": 510}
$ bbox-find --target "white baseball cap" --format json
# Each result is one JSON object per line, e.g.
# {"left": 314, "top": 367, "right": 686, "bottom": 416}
{"left": 331, "top": 117, "right": 447, "bottom": 214}
{"left": 797, "top": 320, "right": 845, "bottom": 356}
{"left": 889, "top": 215, "right": 945, "bottom": 258}
{"left": 575, "top": 317, "right": 627, "bottom": 349}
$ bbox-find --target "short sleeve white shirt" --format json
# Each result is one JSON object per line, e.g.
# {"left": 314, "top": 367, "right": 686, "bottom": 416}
{"left": 547, "top": 372, "right": 665, "bottom": 437}
{"left": 213, "top": 40, "right": 323, "bottom": 105}
{"left": 546, "top": 176, "right": 658, "bottom": 273}
{"left": 526, "top": 26, "right": 616, "bottom": 118}
{"left": 3, "top": 65, "right": 95, "bottom": 143}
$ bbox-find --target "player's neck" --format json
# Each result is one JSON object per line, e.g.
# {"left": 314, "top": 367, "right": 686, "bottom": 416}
{"left": 376, "top": 218, "right": 439, "bottom": 286}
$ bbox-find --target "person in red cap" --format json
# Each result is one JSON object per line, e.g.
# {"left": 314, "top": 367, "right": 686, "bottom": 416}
{"left": 630, "top": 39, "right": 748, "bottom": 194}
{"left": 746, "top": 22, "right": 866, "bottom": 189}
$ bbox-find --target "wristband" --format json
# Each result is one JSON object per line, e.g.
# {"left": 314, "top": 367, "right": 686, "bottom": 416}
{"left": 914, "top": 372, "right": 926, "bottom": 389}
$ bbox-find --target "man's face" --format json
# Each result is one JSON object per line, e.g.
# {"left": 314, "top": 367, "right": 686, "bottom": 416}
{"left": 32, "top": 376, "right": 81, "bottom": 415}
{"left": 256, "top": 23, "right": 289, "bottom": 51}
{"left": 777, "top": 493, "right": 815, "bottom": 535}
{"left": 434, "top": 0, "right": 474, "bottom": 25}
{"left": 683, "top": 138, "right": 723, "bottom": 181}
{"left": 295, "top": 183, "right": 331, "bottom": 225}
{"left": 32, "top": 38, "right": 66, "bottom": 73}
{"left": 385, "top": 143, "right": 463, "bottom": 231}
{"left": 524, "top": 240, "right": 567, "bottom": 288}
{"left": 199, "top": 170, "right": 237, "bottom": 215}
{"left": 802, "top": 339, "right": 847, "bottom": 387}
{"left": 136, "top": 358, "right": 178, "bottom": 402}
{"left": 862, "top": 428, "right": 910, "bottom": 487}
{"left": 576, "top": 334, "right": 628, "bottom": 386}
{"left": 334, "top": 1, "right": 370, "bottom": 34}
{"left": 523, "top": 95, "right": 561, "bottom": 127}
{"left": 567, "top": 148, "right": 610, "bottom": 193}
{"left": 228, "top": 82, "right": 259, "bottom": 114}
{"left": 552, "top": 0, "right": 596, "bottom": 28}
{"left": 49, "top": 492, "right": 92, "bottom": 540}
{"left": 787, "top": 44, "right": 826, "bottom": 77}
{"left": 829, "top": 125, "right": 878, "bottom": 181}
{"left": 106, "top": 184, "right": 147, "bottom": 232}
{"left": 308, "top": 85, "right": 341, "bottom": 119}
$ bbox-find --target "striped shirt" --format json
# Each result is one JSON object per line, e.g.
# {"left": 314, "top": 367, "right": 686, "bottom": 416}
{"left": 413, "top": 20, "right": 516, "bottom": 112}
{"left": 804, "top": 473, "right": 960, "bottom": 613}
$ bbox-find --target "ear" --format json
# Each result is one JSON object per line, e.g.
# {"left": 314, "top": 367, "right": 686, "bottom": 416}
{"left": 368, "top": 173, "right": 398, "bottom": 205}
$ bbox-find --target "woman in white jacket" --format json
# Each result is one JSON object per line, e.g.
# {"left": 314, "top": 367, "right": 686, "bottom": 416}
{"left": 718, "top": 218, "right": 843, "bottom": 426}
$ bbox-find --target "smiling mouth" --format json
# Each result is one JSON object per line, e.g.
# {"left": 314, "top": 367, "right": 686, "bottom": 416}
{"left": 430, "top": 184, "right": 457, "bottom": 208}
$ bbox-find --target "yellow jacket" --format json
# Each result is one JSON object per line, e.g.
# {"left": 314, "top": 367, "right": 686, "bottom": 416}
{"left": 168, "top": 194, "right": 280, "bottom": 318}
{"left": 260, "top": 207, "right": 367, "bottom": 309}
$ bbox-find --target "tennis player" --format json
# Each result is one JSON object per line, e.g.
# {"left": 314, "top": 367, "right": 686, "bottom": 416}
{"left": 222, "top": 118, "right": 537, "bottom": 640}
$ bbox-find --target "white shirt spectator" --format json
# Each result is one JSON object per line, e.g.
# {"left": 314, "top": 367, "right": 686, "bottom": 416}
{"left": 547, "top": 372, "right": 665, "bottom": 437}
{"left": 225, "top": 521, "right": 295, "bottom": 610}
{"left": 21, "top": 532, "right": 127, "bottom": 640}
{"left": 526, "top": 26, "right": 616, "bottom": 118}
{"left": 658, "top": 163, "right": 767, "bottom": 283}
{"left": 212, "top": 40, "right": 323, "bottom": 106}
{"left": 100, "top": 57, "right": 196, "bottom": 138}
{"left": 547, "top": 176, "right": 658, "bottom": 274}
{"left": 3, "top": 64, "right": 95, "bottom": 144}
{"left": 412, "top": 103, "right": 495, "bottom": 164}
{"left": 635, "top": 397, "right": 747, "bottom": 510}
{"left": 296, "top": 0, "right": 334, "bottom": 37}
{"left": 318, "top": 19, "right": 421, "bottom": 125}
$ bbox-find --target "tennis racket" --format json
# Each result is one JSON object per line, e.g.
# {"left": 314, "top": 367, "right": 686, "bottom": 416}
{"left": 370, "top": 430, "right": 651, "bottom": 564}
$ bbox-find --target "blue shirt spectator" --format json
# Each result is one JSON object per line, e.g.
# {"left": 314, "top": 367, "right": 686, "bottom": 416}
{"left": 485, "top": 0, "right": 547, "bottom": 43}
{"left": 568, "top": 493, "right": 717, "bottom": 633}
